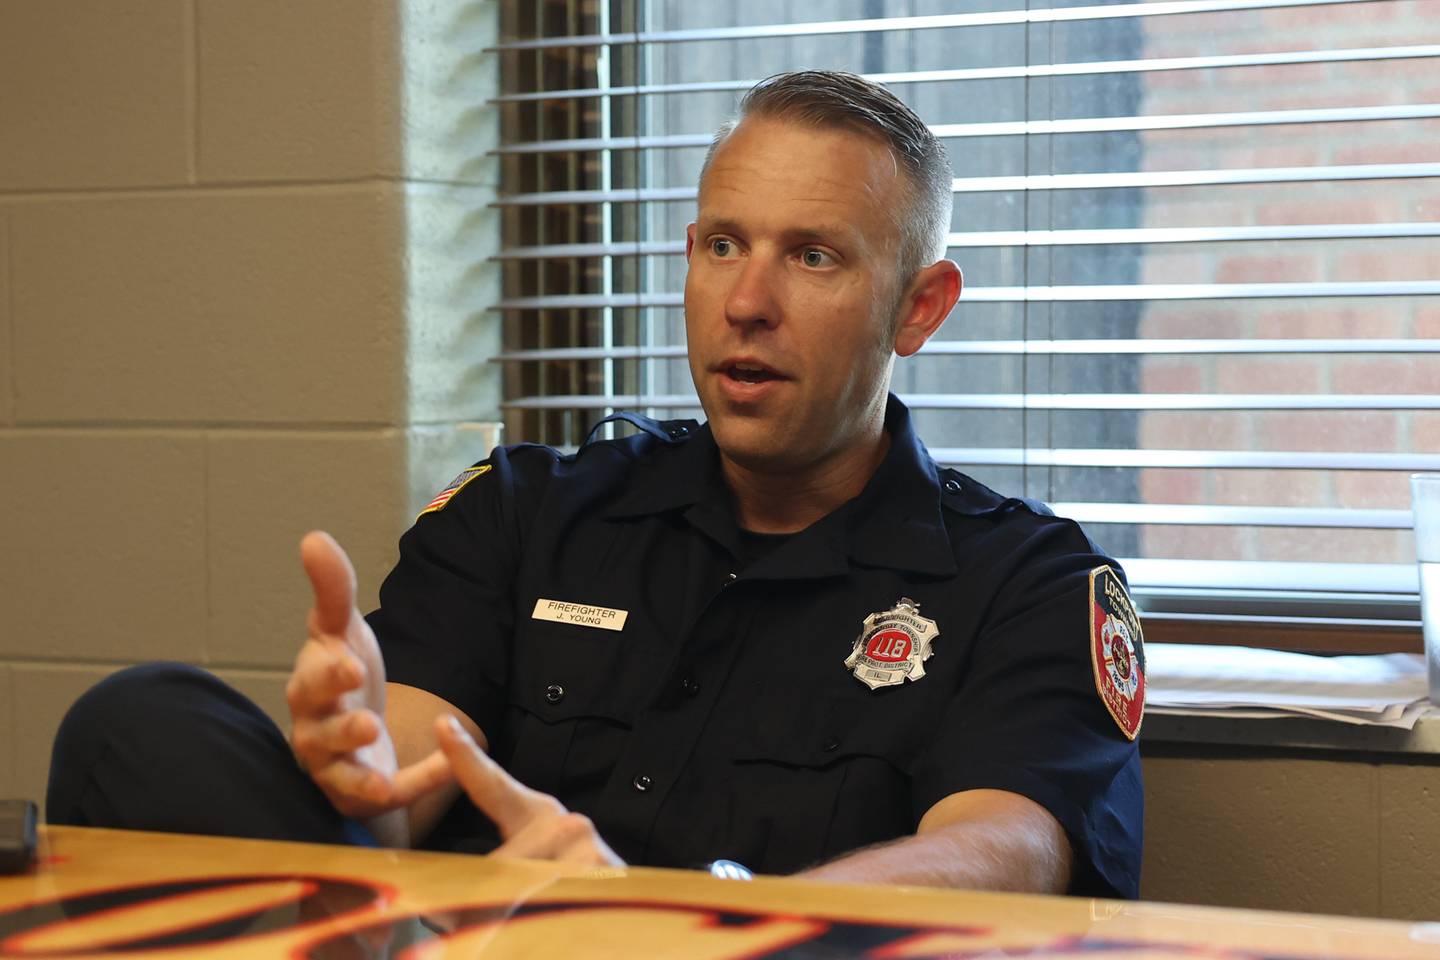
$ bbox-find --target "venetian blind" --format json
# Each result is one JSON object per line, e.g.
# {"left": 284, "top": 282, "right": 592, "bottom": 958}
{"left": 488, "top": 0, "right": 1440, "bottom": 632}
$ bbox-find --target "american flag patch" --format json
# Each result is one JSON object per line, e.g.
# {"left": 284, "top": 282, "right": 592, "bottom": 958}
{"left": 418, "top": 464, "right": 492, "bottom": 518}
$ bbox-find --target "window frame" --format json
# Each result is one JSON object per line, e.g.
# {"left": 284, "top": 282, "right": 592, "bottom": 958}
{"left": 490, "top": 0, "right": 1436, "bottom": 651}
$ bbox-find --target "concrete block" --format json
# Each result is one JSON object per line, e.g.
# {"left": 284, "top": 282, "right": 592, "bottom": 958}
{"left": 10, "top": 188, "right": 406, "bottom": 424}
{"left": 0, "top": 666, "right": 13, "bottom": 797}
{"left": 206, "top": 430, "right": 408, "bottom": 669}
{"left": 213, "top": 668, "right": 292, "bottom": 733}
{"left": 404, "top": 185, "right": 503, "bottom": 424}
{"left": 397, "top": 0, "right": 500, "bottom": 185}
{"left": 11, "top": 664, "right": 119, "bottom": 810}
{"left": 0, "top": 1, "right": 190, "bottom": 190}
{"left": 1143, "top": 756, "right": 1381, "bottom": 917}
{"left": 407, "top": 423, "right": 503, "bottom": 518}
{"left": 0, "top": 432, "right": 206, "bottom": 663}
{"left": 0, "top": 213, "right": 11, "bottom": 427}
{"left": 197, "top": 0, "right": 400, "bottom": 182}
{"left": 1378, "top": 764, "right": 1440, "bottom": 921}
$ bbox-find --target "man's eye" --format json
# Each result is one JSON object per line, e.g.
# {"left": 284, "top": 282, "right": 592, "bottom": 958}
{"left": 801, "top": 248, "right": 832, "bottom": 267}
{"left": 710, "top": 238, "right": 734, "bottom": 257}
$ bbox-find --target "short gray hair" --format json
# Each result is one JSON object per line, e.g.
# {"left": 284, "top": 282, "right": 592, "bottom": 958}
{"left": 699, "top": 70, "right": 952, "bottom": 285}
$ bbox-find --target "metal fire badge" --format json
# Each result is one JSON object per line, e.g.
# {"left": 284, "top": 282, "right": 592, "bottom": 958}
{"left": 845, "top": 598, "right": 938, "bottom": 691}
{"left": 1089, "top": 565, "right": 1145, "bottom": 740}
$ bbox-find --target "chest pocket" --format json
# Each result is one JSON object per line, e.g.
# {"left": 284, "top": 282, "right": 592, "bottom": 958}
{"left": 503, "top": 622, "right": 655, "bottom": 797}
{"left": 725, "top": 694, "right": 925, "bottom": 874}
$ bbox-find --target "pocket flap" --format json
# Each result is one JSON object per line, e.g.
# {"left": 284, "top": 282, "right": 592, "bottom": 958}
{"left": 509, "top": 622, "right": 649, "bottom": 725}
{"left": 730, "top": 696, "right": 920, "bottom": 771}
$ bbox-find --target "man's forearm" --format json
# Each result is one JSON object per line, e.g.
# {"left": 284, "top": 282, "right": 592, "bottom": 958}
{"left": 385, "top": 683, "right": 482, "bottom": 847}
{"left": 795, "top": 790, "right": 1072, "bottom": 893}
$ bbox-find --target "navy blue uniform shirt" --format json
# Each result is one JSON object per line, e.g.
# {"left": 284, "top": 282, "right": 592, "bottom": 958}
{"left": 368, "top": 396, "right": 1144, "bottom": 898}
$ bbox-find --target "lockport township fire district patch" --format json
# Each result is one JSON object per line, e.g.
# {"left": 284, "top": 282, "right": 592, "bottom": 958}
{"left": 1089, "top": 565, "right": 1145, "bottom": 740}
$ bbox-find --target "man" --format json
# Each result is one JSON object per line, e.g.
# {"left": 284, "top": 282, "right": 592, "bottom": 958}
{"left": 49, "top": 71, "right": 1143, "bottom": 898}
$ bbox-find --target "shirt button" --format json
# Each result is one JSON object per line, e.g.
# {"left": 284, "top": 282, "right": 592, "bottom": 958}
{"left": 822, "top": 737, "right": 840, "bottom": 752}
{"left": 668, "top": 425, "right": 689, "bottom": 440}
{"left": 632, "top": 774, "right": 653, "bottom": 792}
{"left": 680, "top": 675, "right": 701, "bottom": 697}
{"left": 723, "top": 572, "right": 737, "bottom": 587}
{"left": 544, "top": 684, "right": 565, "bottom": 704}
{"left": 944, "top": 478, "right": 962, "bottom": 493}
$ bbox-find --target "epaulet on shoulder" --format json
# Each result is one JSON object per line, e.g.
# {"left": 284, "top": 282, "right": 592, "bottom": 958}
{"left": 510, "top": 440, "right": 561, "bottom": 457}
{"left": 1017, "top": 495, "right": 1056, "bottom": 517}
{"left": 938, "top": 467, "right": 1005, "bottom": 516}
{"left": 504, "top": 440, "right": 567, "bottom": 465}
{"left": 580, "top": 411, "right": 700, "bottom": 449}
{"left": 939, "top": 468, "right": 1057, "bottom": 520}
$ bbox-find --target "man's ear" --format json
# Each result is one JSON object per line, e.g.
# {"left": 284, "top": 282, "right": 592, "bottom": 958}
{"left": 893, "top": 260, "right": 963, "bottom": 358}
{"left": 685, "top": 223, "right": 697, "bottom": 260}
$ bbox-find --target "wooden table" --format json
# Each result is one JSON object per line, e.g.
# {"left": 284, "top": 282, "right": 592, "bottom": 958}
{"left": 1, "top": 826, "right": 1436, "bottom": 958}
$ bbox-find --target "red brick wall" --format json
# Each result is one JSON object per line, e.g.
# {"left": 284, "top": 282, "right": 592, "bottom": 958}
{"left": 1135, "top": 0, "right": 1440, "bottom": 563}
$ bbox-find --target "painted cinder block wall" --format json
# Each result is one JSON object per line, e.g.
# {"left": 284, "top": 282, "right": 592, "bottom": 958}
{"left": 0, "top": 0, "right": 502, "bottom": 805}
{"left": 2, "top": 0, "right": 1438, "bottom": 925}
{"left": 1143, "top": 753, "right": 1440, "bottom": 920}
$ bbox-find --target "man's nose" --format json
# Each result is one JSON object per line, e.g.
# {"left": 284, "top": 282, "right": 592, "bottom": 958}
{"left": 724, "top": 254, "right": 780, "bottom": 328}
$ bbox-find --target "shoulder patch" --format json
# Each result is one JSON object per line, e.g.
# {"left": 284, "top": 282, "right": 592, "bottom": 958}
{"left": 1088, "top": 565, "right": 1145, "bottom": 740}
{"left": 418, "top": 464, "right": 491, "bottom": 518}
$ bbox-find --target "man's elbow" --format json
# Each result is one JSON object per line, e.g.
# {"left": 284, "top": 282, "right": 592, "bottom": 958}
{"left": 918, "top": 788, "right": 1075, "bottom": 894}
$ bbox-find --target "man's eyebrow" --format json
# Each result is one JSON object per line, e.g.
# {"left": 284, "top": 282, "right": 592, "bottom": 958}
{"left": 698, "top": 217, "right": 745, "bottom": 234}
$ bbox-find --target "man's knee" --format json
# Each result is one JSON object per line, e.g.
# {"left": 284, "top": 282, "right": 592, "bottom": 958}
{"left": 52, "top": 662, "right": 228, "bottom": 760}
{"left": 46, "top": 662, "right": 278, "bottom": 827}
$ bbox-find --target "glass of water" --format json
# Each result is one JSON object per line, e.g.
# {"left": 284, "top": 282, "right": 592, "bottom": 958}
{"left": 1413, "top": 474, "right": 1440, "bottom": 704}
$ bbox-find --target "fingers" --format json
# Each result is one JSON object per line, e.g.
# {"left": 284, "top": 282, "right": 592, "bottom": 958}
{"left": 389, "top": 749, "right": 455, "bottom": 806}
{"left": 309, "top": 756, "right": 393, "bottom": 814}
{"left": 318, "top": 754, "right": 448, "bottom": 817}
{"left": 436, "top": 715, "right": 561, "bottom": 838}
{"left": 287, "top": 643, "right": 376, "bottom": 792}
{"left": 297, "top": 731, "right": 450, "bottom": 820}
{"left": 435, "top": 715, "right": 624, "bottom": 868}
{"left": 501, "top": 811, "right": 621, "bottom": 866}
{"left": 301, "top": 530, "right": 358, "bottom": 637}
{"left": 291, "top": 707, "right": 380, "bottom": 760}
{"left": 286, "top": 639, "right": 364, "bottom": 720}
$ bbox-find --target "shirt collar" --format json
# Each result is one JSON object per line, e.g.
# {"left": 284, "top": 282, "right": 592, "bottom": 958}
{"left": 602, "top": 420, "right": 725, "bottom": 520}
{"left": 603, "top": 395, "right": 959, "bottom": 578}
{"left": 823, "top": 394, "right": 958, "bottom": 577}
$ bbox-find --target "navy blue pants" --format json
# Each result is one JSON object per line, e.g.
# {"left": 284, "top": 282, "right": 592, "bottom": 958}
{"left": 46, "top": 663, "right": 375, "bottom": 847}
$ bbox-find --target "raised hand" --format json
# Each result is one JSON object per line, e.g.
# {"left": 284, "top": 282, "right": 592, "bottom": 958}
{"left": 287, "top": 531, "right": 452, "bottom": 836}
{"left": 436, "top": 715, "right": 625, "bottom": 867}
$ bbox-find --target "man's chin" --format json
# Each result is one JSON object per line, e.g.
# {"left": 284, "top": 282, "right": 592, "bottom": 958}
{"left": 707, "top": 420, "right": 798, "bottom": 473}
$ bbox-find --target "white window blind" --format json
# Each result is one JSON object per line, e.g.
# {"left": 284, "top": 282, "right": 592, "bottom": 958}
{"left": 488, "top": 0, "right": 1439, "bottom": 629}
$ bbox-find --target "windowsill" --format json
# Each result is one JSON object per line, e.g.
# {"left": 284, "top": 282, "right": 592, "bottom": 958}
{"left": 1140, "top": 639, "right": 1435, "bottom": 757}
{"left": 1144, "top": 616, "right": 1422, "bottom": 655}
{"left": 1143, "top": 707, "right": 1440, "bottom": 758}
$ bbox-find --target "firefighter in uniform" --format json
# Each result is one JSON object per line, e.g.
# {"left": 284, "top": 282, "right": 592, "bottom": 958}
{"left": 48, "top": 70, "right": 1144, "bottom": 898}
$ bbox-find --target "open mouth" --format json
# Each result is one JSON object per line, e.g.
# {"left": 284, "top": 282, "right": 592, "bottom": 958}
{"left": 725, "top": 363, "right": 782, "bottom": 384}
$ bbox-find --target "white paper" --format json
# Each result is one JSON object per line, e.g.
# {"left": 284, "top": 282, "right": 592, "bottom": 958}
{"left": 1144, "top": 643, "right": 1430, "bottom": 729}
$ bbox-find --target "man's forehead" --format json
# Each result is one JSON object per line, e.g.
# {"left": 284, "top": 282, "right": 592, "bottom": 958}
{"left": 696, "top": 118, "right": 903, "bottom": 243}
{"left": 702, "top": 118, "right": 899, "bottom": 189}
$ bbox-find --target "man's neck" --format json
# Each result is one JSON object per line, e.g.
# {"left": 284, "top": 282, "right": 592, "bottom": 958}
{"left": 720, "top": 428, "right": 892, "bottom": 534}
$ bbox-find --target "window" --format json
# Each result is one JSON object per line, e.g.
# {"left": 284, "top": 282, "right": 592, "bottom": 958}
{"left": 489, "top": 0, "right": 1439, "bottom": 647}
